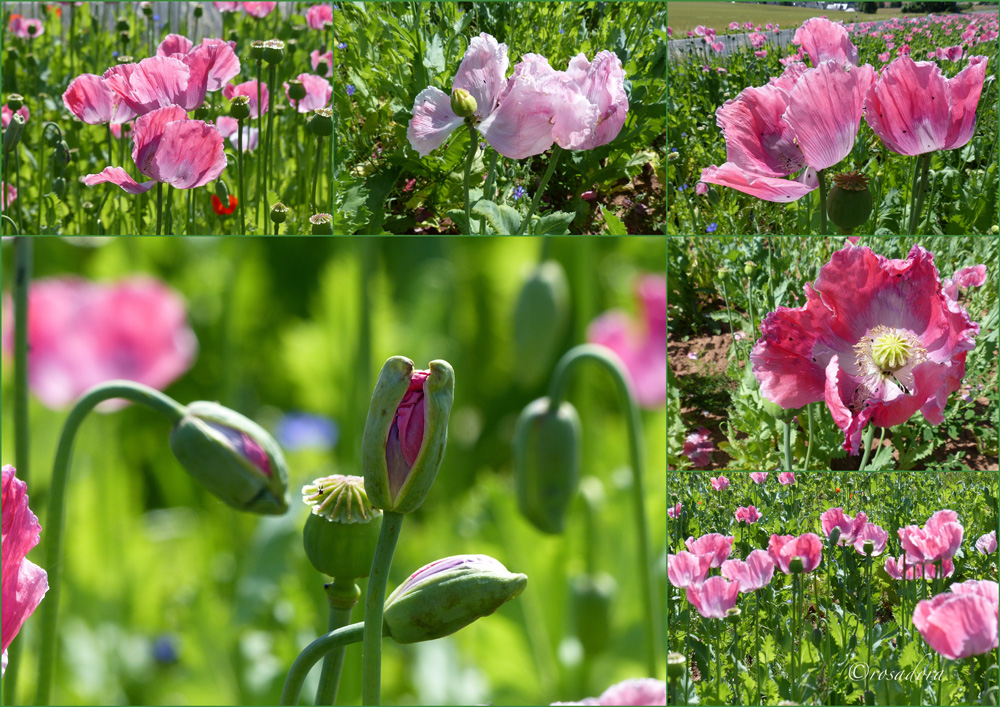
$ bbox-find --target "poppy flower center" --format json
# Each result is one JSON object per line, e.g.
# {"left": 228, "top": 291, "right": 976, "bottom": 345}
{"left": 853, "top": 325, "right": 927, "bottom": 390}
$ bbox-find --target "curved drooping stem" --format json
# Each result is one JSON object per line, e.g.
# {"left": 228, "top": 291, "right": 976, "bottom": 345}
{"left": 515, "top": 146, "right": 563, "bottom": 235}
{"left": 35, "top": 382, "right": 188, "bottom": 706}
{"left": 858, "top": 424, "right": 876, "bottom": 470}
{"left": 547, "top": 344, "right": 659, "bottom": 678}
{"left": 280, "top": 621, "right": 367, "bottom": 705}
{"left": 362, "top": 510, "right": 405, "bottom": 705}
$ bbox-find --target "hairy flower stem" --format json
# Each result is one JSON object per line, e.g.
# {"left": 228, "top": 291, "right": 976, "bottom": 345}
{"left": 281, "top": 621, "right": 366, "bottom": 705}
{"left": 783, "top": 421, "right": 793, "bottom": 471}
{"left": 256, "top": 60, "right": 264, "bottom": 231}
{"left": 548, "top": 345, "right": 659, "bottom": 677}
{"left": 858, "top": 424, "right": 876, "bottom": 470}
{"left": 754, "top": 590, "right": 762, "bottom": 705}
{"left": 265, "top": 64, "right": 278, "bottom": 235}
{"left": 817, "top": 168, "right": 827, "bottom": 235}
{"left": 312, "top": 136, "right": 324, "bottom": 213}
{"left": 315, "top": 579, "right": 360, "bottom": 705}
{"left": 865, "top": 551, "right": 874, "bottom": 695}
{"left": 36, "top": 382, "right": 188, "bottom": 706}
{"left": 515, "top": 146, "right": 563, "bottom": 235}
{"left": 362, "top": 511, "right": 404, "bottom": 706}
{"left": 462, "top": 122, "right": 478, "bottom": 235}
{"left": 907, "top": 153, "right": 932, "bottom": 234}
{"left": 238, "top": 119, "right": 247, "bottom": 234}
{"left": 479, "top": 148, "right": 498, "bottom": 234}
{"left": 156, "top": 181, "right": 163, "bottom": 236}
{"left": 804, "top": 403, "right": 813, "bottom": 471}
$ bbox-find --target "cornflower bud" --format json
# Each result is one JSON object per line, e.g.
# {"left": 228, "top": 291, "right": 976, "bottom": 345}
{"left": 302, "top": 474, "right": 382, "bottom": 579}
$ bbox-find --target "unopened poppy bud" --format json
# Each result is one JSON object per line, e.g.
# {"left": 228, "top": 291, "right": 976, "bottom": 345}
{"left": 789, "top": 556, "right": 804, "bottom": 574}
{"left": 54, "top": 140, "right": 70, "bottom": 166}
{"left": 828, "top": 526, "right": 841, "bottom": 547}
{"left": 250, "top": 40, "right": 265, "bottom": 61}
{"left": 450, "top": 88, "right": 478, "bottom": 118}
{"left": 811, "top": 627, "right": 823, "bottom": 647}
{"left": 169, "top": 401, "right": 290, "bottom": 515}
{"left": 668, "top": 652, "right": 686, "bottom": 680}
{"left": 571, "top": 573, "right": 615, "bottom": 656}
{"left": 287, "top": 79, "right": 306, "bottom": 101}
{"left": 864, "top": 690, "right": 876, "bottom": 705}
{"left": 3, "top": 114, "right": 25, "bottom": 153}
{"left": 513, "top": 261, "right": 570, "bottom": 388}
{"left": 7, "top": 94, "right": 24, "bottom": 112}
{"left": 53, "top": 177, "right": 66, "bottom": 199}
{"left": 194, "top": 104, "right": 212, "bottom": 120}
{"left": 270, "top": 202, "right": 288, "bottom": 224}
{"left": 383, "top": 555, "right": 527, "bottom": 643}
{"left": 310, "top": 212, "right": 333, "bottom": 235}
{"left": 229, "top": 95, "right": 251, "bottom": 120}
{"left": 513, "top": 397, "right": 581, "bottom": 534}
{"left": 362, "top": 357, "right": 455, "bottom": 513}
{"left": 215, "top": 179, "right": 229, "bottom": 203}
{"left": 263, "top": 39, "right": 285, "bottom": 64}
{"left": 116, "top": 17, "right": 130, "bottom": 32}
{"left": 827, "top": 171, "right": 872, "bottom": 234}
{"left": 308, "top": 108, "right": 332, "bottom": 137}
{"left": 193, "top": 5, "right": 203, "bottom": 18}
{"left": 302, "top": 474, "right": 383, "bottom": 579}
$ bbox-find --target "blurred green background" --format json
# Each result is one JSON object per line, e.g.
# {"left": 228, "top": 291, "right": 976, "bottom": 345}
{"left": 1, "top": 235, "right": 666, "bottom": 705}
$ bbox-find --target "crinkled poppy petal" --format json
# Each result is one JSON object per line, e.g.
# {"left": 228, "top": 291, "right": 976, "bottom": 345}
{"left": 306, "top": 4, "right": 333, "bottom": 30}
{"left": 407, "top": 87, "right": 463, "bottom": 157}
{"left": 157, "top": 33, "right": 194, "bottom": 57}
{"left": 243, "top": 2, "right": 277, "bottom": 18}
{"left": 1, "top": 467, "right": 48, "bottom": 661}
{"left": 549, "top": 80, "right": 599, "bottom": 151}
{"left": 864, "top": 56, "right": 951, "bottom": 155}
{"left": 716, "top": 83, "right": 803, "bottom": 178}
{"left": 63, "top": 74, "right": 121, "bottom": 125}
{"left": 943, "top": 55, "right": 989, "bottom": 150}
{"left": 104, "top": 56, "right": 191, "bottom": 117}
{"left": 132, "top": 105, "right": 189, "bottom": 178}
{"left": 792, "top": 17, "right": 859, "bottom": 66}
{"left": 477, "top": 74, "right": 557, "bottom": 159}
{"left": 147, "top": 119, "right": 227, "bottom": 189}
{"left": 573, "top": 50, "right": 628, "bottom": 150}
{"left": 700, "top": 163, "right": 817, "bottom": 203}
{"left": 81, "top": 166, "right": 158, "bottom": 194}
{"left": 783, "top": 61, "right": 874, "bottom": 171}
{"left": 452, "top": 33, "right": 509, "bottom": 120}
{"left": 824, "top": 355, "right": 874, "bottom": 454}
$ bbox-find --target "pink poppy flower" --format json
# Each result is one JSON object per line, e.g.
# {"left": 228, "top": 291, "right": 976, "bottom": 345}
{"left": 284, "top": 73, "right": 332, "bottom": 112}
{"left": 1, "top": 183, "right": 15, "bottom": 210}
{"left": 681, "top": 427, "right": 714, "bottom": 468}
{"left": 667, "top": 551, "right": 712, "bottom": 589}
{"left": 667, "top": 501, "right": 682, "bottom": 519}
{"left": 551, "top": 678, "right": 666, "bottom": 706}
{"left": 820, "top": 507, "right": 868, "bottom": 545}
{"left": 103, "top": 56, "right": 191, "bottom": 118}
{"left": 243, "top": 2, "right": 277, "bottom": 18}
{"left": 156, "top": 36, "right": 242, "bottom": 111}
{"left": 223, "top": 80, "right": 269, "bottom": 119}
{"left": 913, "top": 592, "right": 998, "bottom": 660}
{"left": 685, "top": 533, "right": 734, "bottom": 569}
{"left": 214, "top": 116, "right": 259, "bottom": 152}
{"left": 83, "top": 105, "right": 227, "bottom": 194}
{"left": 865, "top": 55, "right": 989, "bottom": 156}
{"left": 950, "top": 580, "right": 999, "bottom": 607}
{"left": 0, "top": 277, "right": 197, "bottom": 410}
{"left": 853, "top": 523, "right": 888, "bottom": 556}
{"left": 63, "top": 72, "right": 137, "bottom": 125}
{"left": 749, "top": 472, "right": 768, "bottom": 483}
{"left": 2, "top": 465, "right": 48, "bottom": 677}
{"left": 898, "top": 509, "right": 964, "bottom": 564}
{"left": 1, "top": 104, "right": 29, "bottom": 129}
{"left": 943, "top": 264, "right": 987, "bottom": 302}
{"left": 975, "top": 530, "right": 997, "bottom": 554}
{"left": 306, "top": 3, "right": 333, "bottom": 30}
{"left": 311, "top": 49, "right": 333, "bottom": 77}
{"left": 710, "top": 475, "right": 730, "bottom": 491}
{"left": 778, "top": 472, "right": 795, "bottom": 485}
{"left": 562, "top": 50, "right": 629, "bottom": 151}
{"left": 768, "top": 532, "right": 823, "bottom": 573}
{"left": 734, "top": 505, "right": 761, "bottom": 524}
{"left": 213, "top": 1, "right": 242, "bottom": 11}
{"left": 8, "top": 14, "right": 44, "bottom": 39}
{"left": 751, "top": 246, "right": 980, "bottom": 455}
{"left": 586, "top": 274, "right": 665, "bottom": 409}
{"left": 686, "top": 576, "right": 740, "bottom": 619}
{"left": 792, "top": 17, "right": 859, "bottom": 66}
{"left": 721, "top": 549, "right": 774, "bottom": 592}
{"left": 884, "top": 555, "right": 954, "bottom": 580}
{"left": 879, "top": 51, "right": 891, "bottom": 63}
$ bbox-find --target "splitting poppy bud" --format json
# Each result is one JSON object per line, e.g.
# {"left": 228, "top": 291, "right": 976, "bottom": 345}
{"left": 513, "top": 261, "right": 570, "bottom": 388}
{"left": 450, "top": 88, "right": 478, "bottom": 118}
{"left": 362, "top": 356, "right": 455, "bottom": 513}
{"left": 302, "top": 474, "right": 382, "bottom": 579}
{"left": 169, "top": 401, "right": 290, "bottom": 514}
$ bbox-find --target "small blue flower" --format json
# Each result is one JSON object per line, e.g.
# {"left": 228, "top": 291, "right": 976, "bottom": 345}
{"left": 513, "top": 185, "right": 526, "bottom": 201}
{"left": 153, "top": 13, "right": 160, "bottom": 21}
{"left": 479, "top": 141, "right": 487, "bottom": 149}
{"left": 276, "top": 412, "right": 339, "bottom": 452}
{"left": 559, "top": 28, "right": 565, "bottom": 34}
{"left": 678, "top": 183, "right": 689, "bottom": 192}
{"left": 337, "top": 42, "right": 346, "bottom": 49}
{"left": 112, "top": 50, "right": 119, "bottom": 58}
{"left": 681, "top": 132, "right": 687, "bottom": 137}
{"left": 706, "top": 222, "right": 718, "bottom": 233}
{"left": 670, "top": 147, "right": 678, "bottom": 153}
{"left": 346, "top": 84, "right": 356, "bottom": 96}
{"left": 151, "top": 635, "right": 179, "bottom": 665}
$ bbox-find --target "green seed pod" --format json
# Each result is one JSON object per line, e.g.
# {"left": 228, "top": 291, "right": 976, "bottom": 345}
{"left": 262, "top": 39, "right": 285, "bottom": 64}
{"left": 169, "top": 401, "right": 290, "bottom": 515}
{"left": 383, "top": 555, "right": 527, "bottom": 644}
{"left": 120, "top": 31, "right": 130, "bottom": 49}
{"left": 115, "top": 17, "right": 130, "bottom": 32}
{"left": 287, "top": 79, "right": 306, "bottom": 101}
{"left": 7, "top": 94, "right": 24, "bottom": 112}
{"left": 725, "top": 607, "right": 742, "bottom": 623}
{"left": 194, "top": 104, "right": 212, "bottom": 120}
{"left": 193, "top": 5, "right": 203, "bottom": 18}
{"left": 215, "top": 179, "right": 229, "bottom": 203}
{"left": 789, "top": 556, "right": 804, "bottom": 574}
{"left": 570, "top": 573, "right": 616, "bottom": 657}
{"left": 270, "top": 202, "right": 289, "bottom": 225}
{"left": 302, "top": 475, "right": 382, "bottom": 579}
{"left": 513, "top": 397, "right": 581, "bottom": 534}
{"left": 250, "top": 40, "right": 265, "bottom": 61}
{"left": 229, "top": 94, "right": 251, "bottom": 121}
{"left": 826, "top": 171, "right": 872, "bottom": 234}
{"left": 513, "top": 261, "right": 570, "bottom": 388}
{"left": 667, "top": 652, "right": 686, "bottom": 681}
{"left": 450, "top": 88, "right": 478, "bottom": 118}
{"left": 744, "top": 260, "right": 757, "bottom": 276}
{"left": 308, "top": 108, "right": 332, "bottom": 137}
{"left": 309, "top": 212, "right": 333, "bottom": 235}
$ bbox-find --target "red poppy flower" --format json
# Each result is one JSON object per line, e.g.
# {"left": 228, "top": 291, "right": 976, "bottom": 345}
{"left": 212, "top": 194, "right": 237, "bottom": 215}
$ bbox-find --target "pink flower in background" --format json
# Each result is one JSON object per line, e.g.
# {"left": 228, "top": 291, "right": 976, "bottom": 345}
{"left": 8, "top": 15, "right": 44, "bottom": 39}
{"left": 976, "top": 530, "right": 997, "bottom": 554}
{"left": 1, "top": 104, "right": 29, "bottom": 129}
{"left": 62, "top": 72, "right": 137, "bottom": 125}
{"left": 686, "top": 576, "right": 740, "bottom": 619}
{"left": 711, "top": 475, "right": 730, "bottom": 491}
{"left": 721, "top": 549, "right": 774, "bottom": 592}
{"left": 885, "top": 555, "right": 954, "bottom": 580}
{"left": 793, "top": 17, "right": 859, "bottom": 66}
{"left": 820, "top": 507, "right": 868, "bottom": 544}
{"left": 2, "top": 465, "right": 48, "bottom": 677}
{"left": 878, "top": 51, "right": 890, "bottom": 62}
{"left": 1, "top": 183, "right": 16, "bottom": 210}
{"left": 735, "top": 505, "right": 761, "bottom": 524}
{"left": 913, "top": 592, "right": 998, "bottom": 660}
{"left": 943, "top": 264, "right": 987, "bottom": 302}
{"left": 156, "top": 36, "right": 241, "bottom": 111}
{"left": 214, "top": 116, "right": 259, "bottom": 152}
{"left": 899, "top": 510, "right": 964, "bottom": 564}
{"left": 223, "top": 80, "right": 270, "bottom": 119}
{"left": 213, "top": 1, "right": 242, "bottom": 11}
{"left": 778, "top": 472, "right": 795, "bottom": 485}
{"left": 587, "top": 274, "right": 665, "bottom": 408}
{"left": 751, "top": 246, "right": 980, "bottom": 455}
{"left": 749, "top": 472, "right": 768, "bottom": 483}
{"left": 552, "top": 678, "right": 666, "bottom": 706}
{"left": 306, "top": 4, "right": 333, "bottom": 30}
{"left": 103, "top": 56, "right": 191, "bottom": 118}
{"left": 685, "top": 533, "right": 734, "bottom": 568}
{"left": 667, "top": 502, "right": 682, "bottom": 519}
{"left": 865, "top": 55, "right": 988, "bottom": 155}
{"left": 284, "top": 73, "right": 332, "bottom": 112}
{"left": 854, "top": 523, "right": 888, "bottom": 556}
{"left": 243, "top": 2, "right": 277, "bottom": 18}
{"left": 755, "top": 50, "right": 767, "bottom": 58}
{"left": 311, "top": 49, "right": 333, "bottom": 77}
{"left": 667, "top": 551, "right": 712, "bottom": 589}
{"left": 0, "top": 277, "right": 197, "bottom": 409}
{"left": 681, "top": 427, "right": 714, "bottom": 468}
{"left": 768, "top": 532, "right": 823, "bottom": 573}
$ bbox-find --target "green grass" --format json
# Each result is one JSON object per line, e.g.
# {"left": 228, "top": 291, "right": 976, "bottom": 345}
{"left": 667, "top": 2, "right": 912, "bottom": 35}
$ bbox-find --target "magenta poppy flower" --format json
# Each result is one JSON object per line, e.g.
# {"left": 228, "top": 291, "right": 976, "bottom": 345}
{"left": 721, "top": 549, "right": 774, "bottom": 592}
{"left": 243, "top": 1, "right": 277, "bottom": 18}
{"left": 103, "top": 56, "right": 192, "bottom": 118}
{"left": 735, "top": 505, "right": 761, "bottom": 524}
{"left": 667, "top": 502, "right": 682, "bottom": 519}
{"left": 311, "top": 49, "right": 333, "bottom": 77}
{"left": 551, "top": 678, "right": 666, "bottom": 706}
{"left": 685, "top": 533, "right": 734, "bottom": 569}
{"left": 284, "top": 73, "right": 332, "bottom": 112}
{"left": 898, "top": 509, "right": 964, "bottom": 564}
{"left": 686, "top": 576, "right": 740, "bottom": 619}
{"left": 8, "top": 14, "right": 44, "bottom": 39}
{"left": 943, "top": 264, "right": 987, "bottom": 302}
{"left": 2, "top": 465, "right": 48, "bottom": 677}
{"left": 710, "top": 475, "right": 730, "bottom": 491}
{"left": 1, "top": 104, "right": 29, "bottom": 129}
{"left": 751, "top": 246, "right": 981, "bottom": 455}
{"left": 223, "top": 79, "right": 269, "bottom": 119}
{"left": 865, "top": 55, "right": 988, "bottom": 155}
{"left": 667, "top": 551, "right": 712, "bottom": 589}
{"left": 913, "top": 592, "right": 998, "bottom": 660}
{"left": 820, "top": 507, "right": 868, "bottom": 545}
{"left": 768, "top": 532, "right": 823, "bottom": 573}
{"left": 681, "top": 427, "right": 714, "bottom": 468}
{"left": 83, "top": 105, "right": 227, "bottom": 193}
{"left": 1, "top": 277, "right": 197, "bottom": 410}
{"left": 587, "top": 274, "right": 665, "bottom": 409}
{"left": 976, "top": 530, "right": 997, "bottom": 554}
{"left": 214, "top": 116, "right": 259, "bottom": 152}
{"left": 853, "top": 523, "right": 888, "bottom": 556}
{"left": 63, "top": 72, "right": 137, "bottom": 125}
{"left": 156, "top": 35, "right": 242, "bottom": 111}
{"left": 386, "top": 370, "right": 430, "bottom": 496}
{"left": 213, "top": 1, "right": 242, "bottom": 11}
{"left": 749, "top": 472, "right": 768, "bottom": 483}
{"left": 778, "top": 472, "right": 795, "bottom": 485}
{"left": 306, "top": 3, "right": 333, "bottom": 29}
{"left": 792, "top": 17, "right": 859, "bottom": 66}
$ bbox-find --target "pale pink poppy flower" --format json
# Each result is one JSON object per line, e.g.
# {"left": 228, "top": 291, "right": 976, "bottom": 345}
{"left": 1, "top": 183, "right": 15, "bottom": 210}
{"left": 311, "top": 49, "right": 333, "bottom": 77}
{"left": 853, "top": 523, "right": 888, "bottom": 556}
{"left": 587, "top": 274, "right": 665, "bottom": 408}
{"left": 667, "top": 502, "right": 682, "bottom": 519}
{"left": 551, "top": 678, "right": 666, "bottom": 706}
{"left": 695, "top": 181, "right": 708, "bottom": 195}
{"left": 1, "top": 104, "right": 29, "bottom": 129}
{"left": 562, "top": 50, "right": 629, "bottom": 150}
{"left": 749, "top": 472, "right": 768, "bottom": 483}
{"left": 8, "top": 15, "right": 44, "bottom": 39}
{"left": 864, "top": 55, "right": 989, "bottom": 155}
{"left": 681, "top": 427, "right": 714, "bottom": 468}
{"left": 685, "top": 533, "right": 734, "bottom": 569}
{"left": 103, "top": 56, "right": 191, "bottom": 118}
{"left": 710, "top": 41, "right": 724, "bottom": 53}
{"left": 156, "top": 36, "right": 241, "bottom": 111}
{"left": 913, "top": 592, "right": 998, "bottom": 660}
{"left": 943, "top": 264, "right": 987, "bottom": 302}
{"left": 306, "top": 4, "right": 333, "bottom": 30}
{"left": 83, "top": 105, "right": 227, "bottom": 194}
{"left": 975, "top": 530, "right": 997, "bottom": 554}
{"left": 749, "top": 32, "right": 766, "bottom": 49}
{"left": 879, "top": 51, "right": 890, "bottom": 63}
{"left": 734, "top": 505, "right": 761, "bottom": 524}
{"left": 214, "top": 116, "right": 259, "bottom": 152}
{"left": 667, "top": 551, "right": 712, "bottom": 589}
{"left": 63, "top": 73, "right": 137, "bottom": 125}
{"left": 778, "top": 472, "right": 795, "bottom": 485}
{"left": 284, "top": 73, "right": 332, "bottom": 112}
{"left": 721, "top": 549, "right": 774, "bottom": 592}
{"left": 792, "top": 17, "right": 859, "bottom": 66}
{"left": 243, "top": 2, "right": 277, "bottom": 18}
{"left": 0, "top": 277, "right": 197, "bottom": 410}
{"left": 884, "top": 555, "right": 954, "bottom": 580}
{"left": 2, "top": 466, "right": 48, "bottom": 677}
{"left": 898, "top": 509, "right": 964, "bottom": 564}
{"left": 755, "top": 50, "right": 767, "bottom": 59}
{"left": 710, "top": 475, "right": 730, "bottom": 491}
{"left": 768, "top": 532, "right": 823, "bottom": 573}
{"left": 820, "top": 507, "right": 868, "bottom": 545}
{"left": 223, "top": 80, "right": 269, "bottom": 119}
{"left": 950, "top": 580, "right": 999, "bottom": 608}
{"left": 734, "top": 331, "right": 747, "bottom": 341}
{"left": 686, "top": 576, "right": 740, "bottom": 619}
{"left": 213, "top": 1, "right": 242, "bottom": 11}
{"left": 687, "top": 352, "right": 698, "bottom": 360}
{"left": 751, "top": 246, "right": 980, "bottom": 455}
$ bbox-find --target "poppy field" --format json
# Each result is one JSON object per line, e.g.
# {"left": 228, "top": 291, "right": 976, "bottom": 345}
{"left": 667, "top": 236, "right": 999, "bottom": 471}
{"left": 333, "top": 1, "right": 667, "bottom": 236}
{"left": 1, "top": 2, "right": 333, "bottom": 236}
{"left": 0, "top": 235, "right": 667, "bottom": 706}
{"left": 667, "top": 7, "right": 999, "bottom": 235}
{"left": 667, "top": 471, "right": 1000, "bottom": 706}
